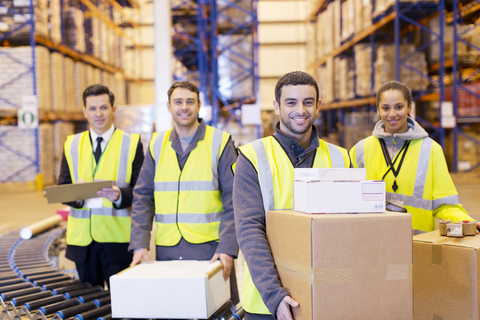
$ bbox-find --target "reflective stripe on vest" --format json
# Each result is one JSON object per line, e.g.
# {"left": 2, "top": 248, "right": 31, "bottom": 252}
{"left": 65, "top": 129, "right": 138, "bottom": 246}
{"left": 151, "top": 126, "right": 229, "bottom": 246}
{"left": 352, "top": 136, "right": 465, "bottom": 232}
{"left": 240, "top": 137, "right": 349, "bottom": 315}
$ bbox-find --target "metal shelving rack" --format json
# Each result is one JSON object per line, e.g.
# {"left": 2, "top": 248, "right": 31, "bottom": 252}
{"left": 0, "top": 0, "right": 140, "bottom": 186}
{"left": 170, "top": 0, "right": 258, "bottom": 130}
{"left": 306, "top": 0, "right": 446, "bottom": 149}
{"left": 451, "top": 0, "right": 480, "bottom": 172}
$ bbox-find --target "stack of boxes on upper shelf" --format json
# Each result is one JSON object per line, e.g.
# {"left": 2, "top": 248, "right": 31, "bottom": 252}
{"left": 0, "top": 0, "right": 132, "bottom": 186}
{"left": 0, "top": 0, "right": 49, "bottom": 40}
{"left": 310, "top": 0, "right": 434, "bottom": 105}
{"left": 427, "top": 16, "right": 480, "bottom": 119}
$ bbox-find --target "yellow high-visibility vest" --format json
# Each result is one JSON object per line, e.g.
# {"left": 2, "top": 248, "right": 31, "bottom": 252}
{"left": 239, "top": 136, "right": 350, "bottom": 315}
{"left": 150, "top": 126, "right": 230, "bottom": 246}
{"left": 64, "top": 129, "right": 139, "bottom": 246}
{"left": 350, "top": 136, "right": 471, "bottom": 231}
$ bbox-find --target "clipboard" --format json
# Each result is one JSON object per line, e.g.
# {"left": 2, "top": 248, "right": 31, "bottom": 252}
{"left": 44, "top": 180, "right": 114, "bottom": 204}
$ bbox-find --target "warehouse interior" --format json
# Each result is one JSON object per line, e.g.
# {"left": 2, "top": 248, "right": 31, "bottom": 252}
{"left": 1, "top": 0, "right": 480, "bottom": 318}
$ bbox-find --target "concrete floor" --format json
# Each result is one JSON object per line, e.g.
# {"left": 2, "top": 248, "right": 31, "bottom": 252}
{"left": 0, "top": 172, "right": 479, "bottom": 306}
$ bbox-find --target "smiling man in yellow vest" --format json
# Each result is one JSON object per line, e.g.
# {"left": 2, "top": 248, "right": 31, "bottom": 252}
{"left": 129, "top": 81, "right": 239, "bottom": 305}
{"left": 233, "top": 71, "right": 351, "bottom": 320}
{"left": 58, "top": 84, "right": 144, "bottom": 288}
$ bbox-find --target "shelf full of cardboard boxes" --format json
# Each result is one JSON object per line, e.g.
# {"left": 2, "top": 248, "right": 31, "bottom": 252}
{"left": 305, "top": 0, "right": 480, "bottom": 170}
{"left": 0, "top": 0, "right": 140, "bottom": 188}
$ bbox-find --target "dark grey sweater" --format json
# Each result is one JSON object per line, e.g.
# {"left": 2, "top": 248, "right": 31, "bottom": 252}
{"left": 233, "top": 123, "right": 322, "bottom": 316}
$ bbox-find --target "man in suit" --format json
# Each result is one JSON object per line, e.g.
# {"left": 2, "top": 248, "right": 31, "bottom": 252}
{"left": 58, "top": 84, "right": 144, "bottom": 288}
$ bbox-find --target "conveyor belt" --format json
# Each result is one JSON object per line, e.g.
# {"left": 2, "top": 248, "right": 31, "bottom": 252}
{"left": 0, "top": 228, "right": 245, "bottom": 320}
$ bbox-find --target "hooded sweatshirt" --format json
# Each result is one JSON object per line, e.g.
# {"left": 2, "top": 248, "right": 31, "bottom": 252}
{"left": 372, "top": 116, "right": 428, "bottom": 160}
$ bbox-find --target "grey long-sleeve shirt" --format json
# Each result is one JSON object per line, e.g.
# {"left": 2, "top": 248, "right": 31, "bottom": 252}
{"left": 233, "top": 123, "right": 322, "bottom": 317}
{"left": 129, "top": 120, "right": 239, "bottom": 257}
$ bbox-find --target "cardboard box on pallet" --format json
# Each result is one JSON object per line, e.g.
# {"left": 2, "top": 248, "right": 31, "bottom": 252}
{"left": 267, "top": 210, "right": 413, "bottom": 320}
{"left": 413, "top": 231, "right": 480, "bottom": 320}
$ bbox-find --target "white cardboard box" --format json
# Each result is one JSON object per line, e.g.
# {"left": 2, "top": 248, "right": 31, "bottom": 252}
{"left": 110, "top": 261, "right": 230, "bottom": 319}
{"left": 294, "top": 168, "right": 366, "bottom": 181}
{"left": 294, "top": 180, "right": 385, "bottom": 213}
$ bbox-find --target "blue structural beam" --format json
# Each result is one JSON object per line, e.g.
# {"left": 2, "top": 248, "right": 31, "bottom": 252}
{"left": 394, "top": 0, "right": 445, "bottom": 147}
{"left": 210, "top": 0, "right": 258, "bottom": 129}
{"left": 452, "top": 0, "right": 480, "bottom": 172}
{"left": 0, "top": 0, "right": 39, "bottom": 182}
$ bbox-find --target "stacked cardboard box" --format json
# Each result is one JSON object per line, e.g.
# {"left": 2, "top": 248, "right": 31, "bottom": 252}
{"left": 306, "top": 23, "right": 316, "bottom": 66}
{"left": 0, "top": 0, "right": 49, "bottom": 39}
{"left": 85, "top": 14, "right": 100, "bottom": 58}
{"left": 320, "top": 57, "right": 335, "bottom": 104}
{"left": 38, "top": 123, "right": 55, "bottom": 185}
{"left": 413, "top": 231, "right": 480, "bottom": 319}
{"left": 315, "top": 13, "right": 324, "bottom": 59}
{"left": 217, "top": 0, "right": 252, "bottom": 30}
{"left": 114, "top": 73, "right": 126, "bottom": 106}
{"left": 444, "top": 82, "right": 480, "bottom": 117}
{"left": 64, "top": 57, "right": 76, "bottom": 113}
{"left": 339, "top": 57, "right": 355, "bottom": 100}
{"left": 115, "top": 105, "right": 154, "bottom": 148}
{"left": 74, "top": 61, "right": 87, "bottom": 111}
{"left": 49, "top": 0, "right": 61, "bottom": 43}
{"left": 354, "top": 43, "right": 373, "bottom": 97}
{"left": 102, "top": 72, "right": 115, "bottom": 93}
{"left": 343, "top": 110, "right": 378, "bottom": 150}
{"left": 50, "top": 52, "right": 65, "bottom": 112}
{"left": 220, "top": 118, "right": 258, "bottom": 147}
{"left": 0, "top": 46, "right": 51, "bottom": 112}
{"left": 341, "top": 0, "right": 355, "bottom": 41}
{"left": 267, "top": 210, "right": 412, "bottom": 320}
{"left": 63, "top": 7, "right": 86, "bottom": 53}
{"left": 374, "top": 0, "right": 438, "bottom": 18}
{"left": 354, "top": 0, "right": 372, "bottom": 32}
{"left": 217, "top": 34, "right": 254, "bottom": 101}
{"left": 0, "top": 126, "right": 36, "bottom": 182}
{"left": 456, "top": 128, "right": 480, "bottom": 171}
{"left": 53, "top": 121, "right": 74, "bottom": 182}
{"left": 333, "top": 57, "right": 341, "bottom": 101}
{"left": 333, "top": 0, "right": 341, "bottom": 50}
{"left": 374, "top": 44, "right": 428, "bottom": 92}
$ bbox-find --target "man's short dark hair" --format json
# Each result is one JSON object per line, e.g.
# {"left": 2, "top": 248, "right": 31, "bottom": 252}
{"left": 275, "top": 71, "right": 319, "bottom": 105}
{"left": 167, "top": 81, "right": 200, "bottom": 102}
{"left": 83, "top": 84, "right": 115, "bottom": 107}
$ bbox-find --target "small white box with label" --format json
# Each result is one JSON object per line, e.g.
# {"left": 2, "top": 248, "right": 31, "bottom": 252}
{"left": 294, "top": 180, "right": 386, "bottom": 213}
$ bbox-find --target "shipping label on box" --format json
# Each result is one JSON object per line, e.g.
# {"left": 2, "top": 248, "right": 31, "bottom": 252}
{"left": 294, "top": 168, "right": 366, "bottom": 181}
{"left": 294, "top": 180, "right": 385, "bottom": 213}
{"left": 413, "top": 232, "right": 480, "bottom": 320}
{"left": 267, "top": 210, "right": 413, "bottom": 320}
{"left": 110, "top": 261, "right": 230, "bottom": 319}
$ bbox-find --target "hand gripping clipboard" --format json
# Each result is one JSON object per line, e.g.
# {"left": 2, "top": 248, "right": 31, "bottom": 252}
{"left": 44, "top": 180, "right": 114, "bottom": 204}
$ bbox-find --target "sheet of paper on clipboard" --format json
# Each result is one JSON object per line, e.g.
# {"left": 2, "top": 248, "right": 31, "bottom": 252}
{"left": 44, "top": 181, "right": 114, "bottom": 204}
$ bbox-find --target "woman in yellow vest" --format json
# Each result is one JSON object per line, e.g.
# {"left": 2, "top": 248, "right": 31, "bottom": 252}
{"left": 350, "top": 81, "right": 478, "bottom": 233}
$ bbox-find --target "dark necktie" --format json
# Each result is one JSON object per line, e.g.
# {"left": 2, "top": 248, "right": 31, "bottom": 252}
{"left": 94, "top": 136, "right": 103, "bottom": 164}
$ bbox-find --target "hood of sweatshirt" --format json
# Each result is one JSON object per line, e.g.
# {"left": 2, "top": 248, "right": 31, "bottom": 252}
{"left": 372, "top": 117, "right": 428, "bottom": 141}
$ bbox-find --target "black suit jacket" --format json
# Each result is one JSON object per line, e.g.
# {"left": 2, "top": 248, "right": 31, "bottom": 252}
{"left": 58, "top": 130, "right": 144, "bottom": 264}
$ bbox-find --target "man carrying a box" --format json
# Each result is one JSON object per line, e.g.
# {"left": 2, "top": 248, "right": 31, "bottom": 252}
{"left": 128, "top": 81, "right": 239, "bottom": 305}
{"left": 58, "top": 84, "right": 144, "bottom": 288}
{"left": 233, "top": 71, "right": 351, "bottom": 320}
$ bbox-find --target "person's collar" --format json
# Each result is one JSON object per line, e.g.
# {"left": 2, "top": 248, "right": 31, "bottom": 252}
{"left": 90, "top": 125, "right": 115, "bottom": 143}
{"left": 169, "top": 118, "right": 206, "bottom": 142}
{"left": 273, "top": 121, "right": 320, "bottom": 152}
